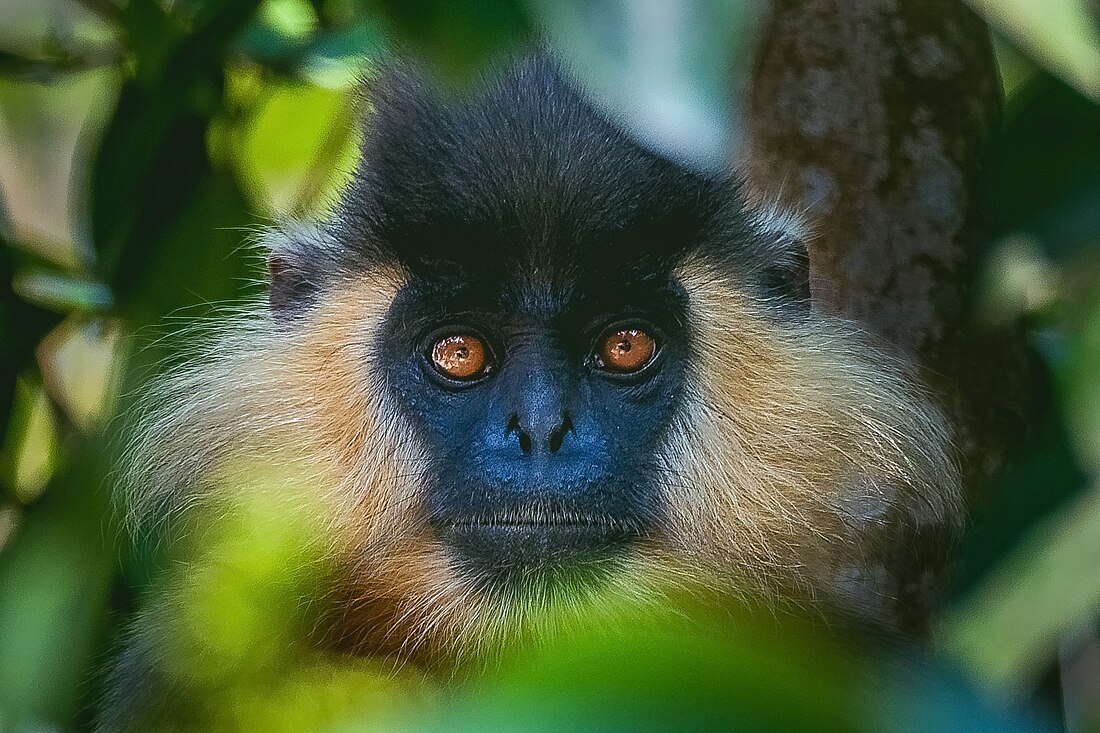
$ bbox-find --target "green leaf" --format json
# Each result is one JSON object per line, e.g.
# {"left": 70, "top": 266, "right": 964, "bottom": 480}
{"left": 977, "top": 77, "right": 1100, "bottom": 255}
{"left": 941, "top": 485, "right": 1100, "bottom": 697}
{"left": 0, "top": 241, "right": 62, "bottom": 441}
{"left": 228, "top": 80, "right": 358, "bottom": 215}
{"left": 0, "top": 447, "right": 116, "bottom": 728}
{"left": 965, "top": 0, "right": 1100, "bottom": 102}
{"left": 258, "top": 0, "right": 318, "bottom": 39}
{"left": 11, "top": 270, "right": 113, "bottom": 313}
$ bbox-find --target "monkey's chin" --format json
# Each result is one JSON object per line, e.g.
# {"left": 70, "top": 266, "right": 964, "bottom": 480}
{"left": 440, "top": 520, "right": 637, "bottom": 592}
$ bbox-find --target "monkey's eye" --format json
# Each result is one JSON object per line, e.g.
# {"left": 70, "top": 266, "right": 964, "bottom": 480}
{"left": 590, "top": 327, "right": 658, "bottom": 375}
{"left": 429, "top": 333, "right": 493, "bottom": 381}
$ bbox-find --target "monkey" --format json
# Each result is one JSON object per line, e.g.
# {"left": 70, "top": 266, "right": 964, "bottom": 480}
{"left": 102, "top": 55, "right": 961, "bottom": 730}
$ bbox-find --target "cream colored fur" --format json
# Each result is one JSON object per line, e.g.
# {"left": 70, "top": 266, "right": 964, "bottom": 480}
{"left": 121, "top": 248, "right": 961, "bottom": 662}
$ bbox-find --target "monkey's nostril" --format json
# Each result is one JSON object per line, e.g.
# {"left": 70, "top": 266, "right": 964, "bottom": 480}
{"left": 507, "top": 414, "right": 535, "bottom": 454}
{"left": 507, "top": 412, "right": 570, "bottom": 454}
{"left": 547, "top": 413, "right": 572, "bottom": 453}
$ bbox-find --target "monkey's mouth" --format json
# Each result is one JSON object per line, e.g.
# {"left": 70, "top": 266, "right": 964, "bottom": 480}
{"left": 438, "top": 514, "right": 640, "bottom": 586}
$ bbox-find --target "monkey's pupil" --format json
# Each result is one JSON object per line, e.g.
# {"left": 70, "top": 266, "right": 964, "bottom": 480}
{"left": 455, "top": 347, "right": 469, "bottom": 359}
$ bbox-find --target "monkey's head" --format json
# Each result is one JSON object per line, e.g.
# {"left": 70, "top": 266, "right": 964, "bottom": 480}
{"left": 125, "top": 58, "right": 961, "bottom": 663}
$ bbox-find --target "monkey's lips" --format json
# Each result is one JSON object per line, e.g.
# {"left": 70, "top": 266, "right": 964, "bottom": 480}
{"left": 438, "top": 514, "right": 639, "bottom": 585}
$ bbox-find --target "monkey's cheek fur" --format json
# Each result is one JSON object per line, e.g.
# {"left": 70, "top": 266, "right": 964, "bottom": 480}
{"left": 123, "top": 258, "right": 960, "bottom": 661}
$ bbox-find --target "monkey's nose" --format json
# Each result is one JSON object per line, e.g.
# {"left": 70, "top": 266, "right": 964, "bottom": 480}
{"left": 507, "top": 411, "right": 572, "bottom": 454}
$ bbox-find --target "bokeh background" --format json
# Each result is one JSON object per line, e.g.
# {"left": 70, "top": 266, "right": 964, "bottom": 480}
{"left": 0, "top": 0, "right": 1099, "bottom": 731}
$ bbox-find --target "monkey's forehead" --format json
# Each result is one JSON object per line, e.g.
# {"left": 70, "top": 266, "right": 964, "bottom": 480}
{"left": 329, "top": 56, "right": 765, "bottom": 288}
{"left": 382, "top": 265, "right": 692, "bottom": 331}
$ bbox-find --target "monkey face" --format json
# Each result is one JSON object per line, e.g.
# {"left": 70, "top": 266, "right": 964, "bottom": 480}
{"left": 374, "top": 254, "right": 692, "bottom": 589}
{"left": 126, "top": 58, "right": 960, "bottom": 659}
{"left": 283, "top": 59, "right": 792, "bottom": 601}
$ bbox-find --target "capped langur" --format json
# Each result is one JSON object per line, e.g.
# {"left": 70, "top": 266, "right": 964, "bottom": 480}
{"left": 107, "top": 56, "right": 961, "bottom": 727}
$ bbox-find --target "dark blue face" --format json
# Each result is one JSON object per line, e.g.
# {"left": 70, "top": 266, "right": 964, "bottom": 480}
{"left": 378, "top": 269, "right": 691, "bottom": 588}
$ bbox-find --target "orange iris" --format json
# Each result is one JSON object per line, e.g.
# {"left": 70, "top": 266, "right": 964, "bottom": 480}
{"left": 431, "top": 334, "right": 490, "bottom": 380}
{"left": 595, "top": 328, "right": 657, "bottom": 373}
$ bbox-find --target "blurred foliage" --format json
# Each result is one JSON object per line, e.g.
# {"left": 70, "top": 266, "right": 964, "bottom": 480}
{"left": 964, "top": 0, "right": 1100, "bottom": 102}
{"left": 0, "top": 0, "right": 1098, "bottom": 731}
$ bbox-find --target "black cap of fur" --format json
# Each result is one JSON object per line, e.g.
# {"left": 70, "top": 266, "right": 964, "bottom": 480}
{"left": 271, "top": 56, "right": 808, "bottom": 313}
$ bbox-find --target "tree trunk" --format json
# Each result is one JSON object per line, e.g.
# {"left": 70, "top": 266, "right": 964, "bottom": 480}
{"left": 740, "top": 0, "right": 1030, "bottom": 627}
{"left": 742, "top": 0, "right": 1026, "bottom": 498}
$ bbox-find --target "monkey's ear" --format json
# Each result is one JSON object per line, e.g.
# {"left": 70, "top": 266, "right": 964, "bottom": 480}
{"left": 751, "top": 206, "right": 812, "bottom": 307}
{"left": 267, "top": 251, "right": 303, "bottom": 313}
{"left": 263, "top": 224, "right": 333, "bottom": 317}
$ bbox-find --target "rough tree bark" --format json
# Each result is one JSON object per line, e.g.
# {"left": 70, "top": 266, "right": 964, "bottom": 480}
{"left": 740, "top": 0, "right": 1030, "bottom": 626}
